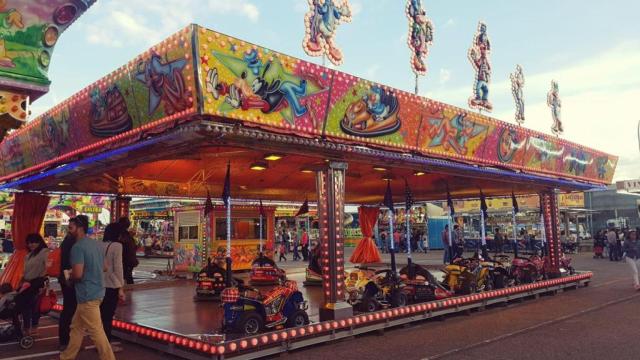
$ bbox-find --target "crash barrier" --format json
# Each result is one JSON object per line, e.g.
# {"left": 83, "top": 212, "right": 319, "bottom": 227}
{"left": 52, "top": 272, "right": 591, "bottom": 359}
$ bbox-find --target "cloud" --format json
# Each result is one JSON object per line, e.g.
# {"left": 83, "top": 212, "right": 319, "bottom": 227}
{"left": 350, "top": 1, "right": 363, "bottom": 16}
{"left": 439, "top": 68, "right": 451, "bottom": 85}
{"left": 208, "top": 0, "right": 260, "bottom": 22}
{"left": 293, "top": 0, "right": 309, "bottom": 13}
{"left": 444, "top": 18, "right": 455, "bottom": 28}
{"left": 427, "top": 41, "right": 640, "bottom": 182}
{"left": 366, "top": 64, "right": 381, "bottom": 79}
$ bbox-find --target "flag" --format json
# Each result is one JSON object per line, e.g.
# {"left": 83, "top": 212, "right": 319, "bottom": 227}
{"left": 446, "top": 187, "right": 455, "bottom": 216}
{"left": 295, "top": 199, "right": 309, "bottom": 217}
{"left": 511, "top": 192, "right": 519, "bottom": 214}
{"left": 221, "top": 161, "right": 230, "bottom": 208}
{"left": 480, "top": 191, "right": 488, "bottom": 218}
{"left": 259, "top": 199, "right": 266, "bottom": 218}
{"left": 383, "top": 180, "right": 394, "bottom": 211}
{"left": 204, "top": 191, "right": 214, "bottom": 216}
{"left": 404, "top": 179, "right": 413, "bottom": 211}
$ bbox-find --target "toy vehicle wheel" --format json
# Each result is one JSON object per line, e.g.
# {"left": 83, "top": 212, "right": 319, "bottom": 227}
{"left": 493, "top": 273, "right": 505, "bottom": 289}
{"left": 360, "top": 296, "right": 378, "bottom": 313}
{"left": 19, "top": 336, "right": 34, "bottom": 349}
{"left": 286, "top": 309, "right": 309, "bottom": 328}
{"left": 236, "top": 313, "right": 263, "bottom": 335}
{"left": 391, "top": 290, "right": 407, "bottom": 307}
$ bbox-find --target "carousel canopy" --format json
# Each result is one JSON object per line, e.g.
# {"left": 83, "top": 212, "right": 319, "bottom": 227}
{"left": 0, "top": 25, "right": 617, "bottom": 204}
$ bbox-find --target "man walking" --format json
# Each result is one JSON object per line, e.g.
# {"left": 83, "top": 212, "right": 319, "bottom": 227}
{"left": 442, "top": 225, "right": 451, "bottom": 264}
{"left": 118, "top": 217, "right": 138, "bottom": 285}
{"left": 607, "top": 228, "right": 619, "bottom": 261}
{"left": 58, "top": 233, "right": 77, "bottom": 351}
{"left": 60, "top": 215, "right": 115, "bottom": 360}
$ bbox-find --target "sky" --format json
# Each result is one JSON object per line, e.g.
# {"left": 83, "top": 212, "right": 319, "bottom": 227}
{"left": 32, "top": 0, "right": 640, "bottom": 182}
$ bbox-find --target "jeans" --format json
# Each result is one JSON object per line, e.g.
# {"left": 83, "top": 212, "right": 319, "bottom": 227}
{"left": 443, "top": 246, "right": 450, "bottom": 264}
{"left": 124, "top": 266, "right": 134, "bottom": 285}
{"left": 59, "top": 285, "right": 77, "bottom": 347}
{"left": 609, "top": 244, "right": 619, "bottom": 261}
{"left": 18, "top": 277, "right": 45, "bottom": 330}
{"left": 60, "top": 299, "right": 115, "bottom": 360}
{"left": 100, "top": 288, "right": 119, "bottom": 342}
{"left": 625, "top": 257, "right": 640, "bottom": 287}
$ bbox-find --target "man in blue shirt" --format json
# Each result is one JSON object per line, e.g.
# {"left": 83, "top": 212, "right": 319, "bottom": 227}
{"left": 60, "top": 215, "right": 114, "bottom": 360}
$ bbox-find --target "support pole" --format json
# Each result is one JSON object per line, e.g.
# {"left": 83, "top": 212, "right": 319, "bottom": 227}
{"left": 406, "top": 208, "right": 412, "bottom": 268}
{"left": 389, "top": 208, "right": 397, "bottom": 276}
{"left": 225, "top": 198, "right": 232, "bottom": 287}
{"left": 540, "top": 191, "right": 561, "bottom": 277}
{"left": 259, "top": 213, "right": 263, "bottom": 256}
{"left": 316, "top": 162, "right": 352, "bottom": 321}
{"left": 512, "top": 208, "right": 519, "bottom": 258}
{"left": 448, "top": 215, "right": 453, "bottom": 263}
{"left": 480, "top": 210, "right": 486, "bottom": 258}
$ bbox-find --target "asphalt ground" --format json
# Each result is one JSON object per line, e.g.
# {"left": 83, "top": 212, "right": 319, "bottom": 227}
{"left": 1, "top": 252, "right": 637, "bottom": 360}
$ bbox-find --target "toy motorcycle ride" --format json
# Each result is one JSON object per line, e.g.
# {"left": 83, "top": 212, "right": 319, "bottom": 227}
{"left": 479, "top": 254, "right": 513, "bottom": 289}
{"left": 221, "top": 280, "right": 309, "bottom": 335}
{"left": 442, "top": 256, "right": 490, "bottom": 294}
{"left": 510, "top": 254, "right": 545, "bottom": 284}
{"left": 194, "top": 258, "right": 230, "bottom": 301}
{"left": 249, "top": 255, "right": 287, "bottom": 285}
{"left": 399, "top": 263, "right": 454, "bottom": 302}
{"left": 303, "top": 249, "right": 323, "bottom": 286}
{"left": 346, "top": 268, "right": 408, "bottom": 312}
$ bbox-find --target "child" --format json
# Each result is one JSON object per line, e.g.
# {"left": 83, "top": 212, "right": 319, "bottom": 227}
{"left": 279, "top": 242, "right": 287, "bottom": 262}
{"left": 0, "top": 283, "right": 16, "bottom": 318}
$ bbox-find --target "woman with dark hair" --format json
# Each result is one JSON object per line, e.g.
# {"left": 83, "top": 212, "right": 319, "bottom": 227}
{"left": 100, "top": 223, "right": 125, "bottom": 351}
{"left": 18, "top": 233, "right": 49, "bottom": 335}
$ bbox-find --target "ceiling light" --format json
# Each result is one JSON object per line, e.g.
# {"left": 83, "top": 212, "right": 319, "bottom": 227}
{"left": 57, "top": 182, "right": 70, "bottom": 186}
{"left": 264, "top": 153, "right": 283, "bottom": 161}
{"left": 413, "top": 171, "right": 426, "bottom": 176}
{"left": 239, "top": 185, "right": 248, "bottom": 190}
{"left": 373, "top": 166, "right": 388, "bottom": 172}
{"left": 300, "top": 168, "right": 314, "bottom": 174}
{"left": 381, "top": 173, "right": 395, "bottom": 181}
{"left": 250, "top": 161, "right": 268, "bottom": 171}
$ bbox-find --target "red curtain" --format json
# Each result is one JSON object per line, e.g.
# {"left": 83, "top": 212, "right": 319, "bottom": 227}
{"left": 350, "top": 206, "right": 381, "bottom": 264}
{"left": 0, "top": 192, "right": 50, "bottom": 288}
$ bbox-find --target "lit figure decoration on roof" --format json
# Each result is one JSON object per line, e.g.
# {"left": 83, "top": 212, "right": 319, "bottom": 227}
{"left": 302, "top": 0, "right": 352, "bottom": 66}
{"left": 406, "top": 0, "right": 434, "bottom": 76}
{"left": 510, "top": 64, "right": 525, "bottom": 125}
{"left": 467, "top": 21, "right": 492, "bottom": 112}
{"left": 547, "top": 80, "right": 563, "bottom": 135}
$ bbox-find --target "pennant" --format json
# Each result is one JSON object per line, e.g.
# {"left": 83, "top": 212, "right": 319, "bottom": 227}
{"left": 204, "top": 191, "right": 214, "bottom": 216}
{"left": 383, "top": 180, "right": 394, "bottom": 211}
{"left": 480, "top": 191, "right": 488, "bottom": 218}
{"left": 446, "top": 187, "right": 455, "bottom": 216}
{"left": 511, "top": 192, "right": 519, "bottom": 214}
{"left": 295, "top": 199, "right": 309, "bottom": 217}
{"left": 221, "top": 161, "right": 231, "bottom": 208}
{"left": 404, "top": 179, "right": 413, "bottom": 211}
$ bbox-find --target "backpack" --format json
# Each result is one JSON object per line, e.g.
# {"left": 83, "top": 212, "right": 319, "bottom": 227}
{"left": 46, "top": 248, "right": 61, "bottom": 278}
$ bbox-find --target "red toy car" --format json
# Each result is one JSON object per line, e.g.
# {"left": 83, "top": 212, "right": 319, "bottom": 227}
{"left": 249, "top": 256, "right": 286, "bottom": 285}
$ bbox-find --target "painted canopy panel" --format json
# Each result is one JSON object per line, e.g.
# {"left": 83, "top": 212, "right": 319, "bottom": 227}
{"left": 0, "top": 26, "right": 198, "bottom": 179}
{"left": 195, "top": 26, "right": 616, "bottom": 185}
{"left": 0, "top": 25, "right": 616, "bottom": 186}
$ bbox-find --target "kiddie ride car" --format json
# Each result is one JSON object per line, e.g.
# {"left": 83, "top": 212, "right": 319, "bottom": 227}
{"left": 249, "top": 255, "right": 287, "bottom": 285}
{"left": 303, "top": 251, "right": 323, "bottom": 286}
{"left": 442, "top": 257, "right": 492, "bottom": 295}
{"left": 510, "top": 254, "right": 545, "bottom": 284}
{"left": 399, "top": 263, "right": 454, "bottom": 303}
{"left": 194, "top": 259, "right": 233, "bottom": 301}
{"left": 221, "top": 280, "right": 309, "bottom": 335}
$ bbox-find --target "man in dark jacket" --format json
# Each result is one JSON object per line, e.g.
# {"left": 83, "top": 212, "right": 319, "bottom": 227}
{"left": 118, "top": 217, "right": 138, "bottom": 285}
{"left": 58, "top": 233, "right": 77, "bottom": 350}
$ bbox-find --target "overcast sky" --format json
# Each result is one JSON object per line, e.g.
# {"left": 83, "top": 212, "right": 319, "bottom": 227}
{"left": 33, "top": 0, "right": 639, "bottom": 182}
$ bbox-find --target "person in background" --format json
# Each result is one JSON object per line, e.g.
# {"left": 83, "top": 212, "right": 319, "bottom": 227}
{"left": 453, "top": 224, "right": 464, "bottom": 259}
{"left": 421, "top": 230, "right": 429, "bottom": 254}
{"left": 494, "top": 227, "right": 504, "bottom": 254}
{"left": 1, "top": 231, "right": 13, "bottom": 253}
{"left": 100, "top": 223, "right": 126, "bottom": 352}
{"left": 622, "top": 229, "right": 640, "bottom": 290}
{"left": 17, "top": 233, "right": 49, "bottom": 336}
{"left": 607, "top": 228, "right": 619, "bottom": 261}
{"left": 58, "top": 233, "right": 78, "bottom": 351}
{"left": 60, "top": 215, "right": 115, "bottom": 360}
{"left": 278, "top": 230, "right": 287, "bottom": 262}
{"left": 118, "top": 217, "right": 138, "bottom": 285}
{"left": 301, "top": 227, "right": 309, "bottom": 261}
{"left": 441, "top": 225, "right": 451, "bottom": 264}
{"left": 292, "top": 227, "right": 300, "bottom": 261}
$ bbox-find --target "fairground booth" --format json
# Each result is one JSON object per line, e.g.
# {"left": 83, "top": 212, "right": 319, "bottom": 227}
{"left": 0, "top": 17, "right": 617, "bottom": 359}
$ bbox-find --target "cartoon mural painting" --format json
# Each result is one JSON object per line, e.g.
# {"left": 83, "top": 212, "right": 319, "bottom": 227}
{"left": 89, "top": 85, "right": 133, "bottom": 137}
{"left": 497, "top": 127, "right": 522, "bottom": 163}
{"left": 135, "top": 53, "right": 193, "bottom": 116}
{"left": 566, "top": 149, "right": 588, "bottom": 176}
{"left": 428, "top": 112, "right": 487, "bottom": 155}
{"left": 510, "top": 64, "right": 525, "bottom": 125}
{"left": 406, "top": 0, "right": 434, "bottom": 76}
{"left": 206, "top": 48, "right": 325, "bottom": 124}
{"left": 468, "top": 21, "right": 492, "bottom": 112}
{"left": 302, "top": 0, "right": 353, "bottom": 66}
{"left": 340, "top": 85, "right": 401, "bottom": 137}
{"left": 0, "top": 90, "right": 28, "bottom": 140}
{"left": 547, "top": 80, "right": 563, "bottom": 135}
{"left": 0, "top": 2, "right": 24, "bottom": 68}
